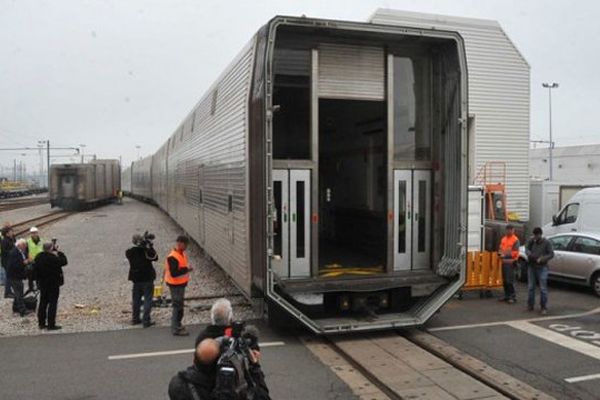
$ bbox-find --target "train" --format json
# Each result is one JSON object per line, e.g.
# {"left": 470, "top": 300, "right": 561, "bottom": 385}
{"left": 49, "top": 160, "right": 121, "bottom": 210}
{"left": 123, "top": 15, "right": 468, "bottom": 333}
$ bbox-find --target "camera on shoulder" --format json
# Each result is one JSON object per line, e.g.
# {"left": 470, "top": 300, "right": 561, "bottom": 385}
{"left": 213, "top": 321, "right": 259, "bottom": 400}
{"left": 140, "top": 231, "right": 155, "bottom": 248}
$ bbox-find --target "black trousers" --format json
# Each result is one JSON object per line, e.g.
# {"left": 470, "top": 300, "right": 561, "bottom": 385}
{"left": 132, "top": 281, "right": 154, "bottom": 324}
{"left": 38, "top": 286, "right": 60, "bottom": 327}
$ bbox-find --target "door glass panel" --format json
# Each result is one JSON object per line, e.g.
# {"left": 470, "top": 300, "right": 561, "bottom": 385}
{"left": 296, "top": 181, "right": 305, "bottom": 258}
{"left": 418, "top": 180, "right": 426, "bottom": 252}
{"left": 397, "top": 180, "right": 407, "bottom": 253}
{"left": 274, "top": 181, "right": 282, "bottom": 257}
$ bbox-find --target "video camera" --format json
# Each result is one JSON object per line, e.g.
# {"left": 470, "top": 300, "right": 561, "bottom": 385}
{"left": 139, "top": 231, "right": 155, "bottom": 249}
{"left": 213, "top": 321, "right": 260, "bottom": 400}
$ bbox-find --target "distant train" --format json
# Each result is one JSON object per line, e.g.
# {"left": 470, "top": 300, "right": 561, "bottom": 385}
{"left": 124, "top": 15, "right": 468, "bottom": 333}
{"left": 50, "top": 160, "right": 121, "bottom": 210}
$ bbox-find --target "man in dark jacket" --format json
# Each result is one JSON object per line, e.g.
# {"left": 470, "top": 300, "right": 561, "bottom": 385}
{"left": 34, "top": 242, "right": 68, "bottom": 330}
{"left": 7, "top": 238, "right": 31, "bottom": 316}
{"left": 195, "top": 298, "right": 233, "bottom": 347}
{"left": 1, "top": 226, "right": 15, "bottom": 298}
{"left": 169, "top": 339, "right": 219, "bottom": 400}
{"left": 525, "top": 227, "right": 554, "bottom": 315}
{"left": 125, "top": 234, "right": 158, "bottom": 327}
{"left": 169, "top": 338, "right": 271, "bottom": 400}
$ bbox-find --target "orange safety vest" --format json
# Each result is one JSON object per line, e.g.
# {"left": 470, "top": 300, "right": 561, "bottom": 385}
{"left": 499, "top": 234, "right": 520, "bottom": 262}
{"left": 164, "top": 249, "right": 190, "bottom": 286}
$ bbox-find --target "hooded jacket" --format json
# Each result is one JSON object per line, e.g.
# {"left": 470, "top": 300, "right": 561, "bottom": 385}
{"left": 168, "top": 364, "right": 216, "bottom": 400}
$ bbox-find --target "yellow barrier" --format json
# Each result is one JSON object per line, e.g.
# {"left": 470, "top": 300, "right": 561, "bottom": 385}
{"left": 460, "top": 251, "right": 503, "bottom": 297}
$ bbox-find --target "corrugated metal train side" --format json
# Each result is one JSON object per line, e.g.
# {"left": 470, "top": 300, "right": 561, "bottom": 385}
{"left": 126, "top": 34, "right": 257, "bottom": 296}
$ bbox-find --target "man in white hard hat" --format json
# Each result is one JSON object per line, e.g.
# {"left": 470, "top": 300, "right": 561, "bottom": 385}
{"left": 27, "top": 227, "right": 43, "bottom": 291}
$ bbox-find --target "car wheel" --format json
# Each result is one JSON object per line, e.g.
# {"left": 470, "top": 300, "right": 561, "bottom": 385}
{"left": 515, "top": 259, "right": 528, "bottom": 283}
{"left": 592, "top": 272, "right": 600, "bottom": 297}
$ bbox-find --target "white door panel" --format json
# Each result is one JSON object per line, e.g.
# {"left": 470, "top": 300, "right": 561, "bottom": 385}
{"left": 290, "top": 170, "right": 311, "bottom": 277}
{"left": 394, "top": 170, "right": 412, "bottom": 271}
{"left": 272, "top": 170, "right": 289, "bottom": 277}
{"left": 394, "top": 169, "right": 431, "bottom": 271}
{"left": 413, "top": 170, "right": 431, "bottom": 269}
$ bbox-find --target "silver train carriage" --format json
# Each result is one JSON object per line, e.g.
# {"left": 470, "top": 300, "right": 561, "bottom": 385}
{"left": 124, "top": 15, "right": 468, "bottom": 333}
{"left": 50, "top": 159, "right": 121, "bottom": 210}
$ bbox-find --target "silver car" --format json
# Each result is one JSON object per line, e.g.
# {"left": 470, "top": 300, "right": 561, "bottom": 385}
{"left": 517, "top": 232, "right": 600, "bottom": 297}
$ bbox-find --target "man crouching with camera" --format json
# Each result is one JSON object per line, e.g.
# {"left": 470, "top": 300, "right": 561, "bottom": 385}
{"left": 169, "top": 306, "right": 271, "bottom": 399}
{"left": 125, "top": 232, "right": 158, "bottom": 328}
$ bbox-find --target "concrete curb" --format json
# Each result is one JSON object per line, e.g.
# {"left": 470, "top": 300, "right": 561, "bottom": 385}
{"left": 405, "top": 329, "right": 556, "bottom": 400}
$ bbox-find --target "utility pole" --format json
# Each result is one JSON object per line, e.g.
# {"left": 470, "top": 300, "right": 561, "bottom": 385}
{"left": 542, "top": 82, "right": 559, "bottom": 180}
{"left": 13, "top": 159, "right": 16, "bottom": 181}
{"left": 47, "top": 140, "right": 50, "bottom": 188}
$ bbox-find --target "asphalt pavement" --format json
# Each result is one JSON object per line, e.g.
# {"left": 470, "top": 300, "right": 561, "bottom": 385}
{"left": 425, "top": 280, "right": 600, "bottom": 400}
{"left": 0, "top": 321, "right": 357, "bottom": 400}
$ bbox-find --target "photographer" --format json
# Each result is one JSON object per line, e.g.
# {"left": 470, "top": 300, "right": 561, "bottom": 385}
{"left": 125, "top": 232, "right": 158, "bottom": 328}
{"left": 168, "top": 338, "right": 221, "bottom": 400}
{"left": 212, "top": 321, "right": 271, "bottom": 400}
{"left": 34, "top": 241, "right": 68, "bottom": 330}
{"left": 195, "top": 298, "right": 234, "bottom": 347}
{"left": 168, "top": 335, "right": 271, "bottom": 400}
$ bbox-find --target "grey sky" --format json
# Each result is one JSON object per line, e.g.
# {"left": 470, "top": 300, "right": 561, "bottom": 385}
{"left": 1, "top": 0, "right": 599, "bottom": 173}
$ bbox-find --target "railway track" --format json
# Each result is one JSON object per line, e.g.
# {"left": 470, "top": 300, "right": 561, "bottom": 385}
{"left": 11, "top": 210, "right": 74, "bottom": 237}
{"left": 308, "top": 329, "right": 554, "bottom": 400}
{"left": 0, "top": 196, "right": 48, "bottom": 212}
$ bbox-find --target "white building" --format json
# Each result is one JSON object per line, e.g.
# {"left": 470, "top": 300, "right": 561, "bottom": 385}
{"left": 370, "top": 9, "right": 531, "bottom": 220}
{"left": 530, "top": 144, "right": 600, "bottom": 183}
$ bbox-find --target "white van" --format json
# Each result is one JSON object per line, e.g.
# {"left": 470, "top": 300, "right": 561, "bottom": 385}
{"left": 543, "top": 188, "right": 600, "bottom": 236}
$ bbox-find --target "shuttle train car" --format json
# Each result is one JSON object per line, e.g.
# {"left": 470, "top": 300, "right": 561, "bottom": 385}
{"left": 50, "top": 159, "right": 121, "bottom": 210}
{"left": 124, "top": 15, "right": 468, "bottom": 333}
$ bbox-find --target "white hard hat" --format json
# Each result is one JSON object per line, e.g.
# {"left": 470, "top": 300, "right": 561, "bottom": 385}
{"left": 30, "top": 227, "right": 39, "bottom": 233}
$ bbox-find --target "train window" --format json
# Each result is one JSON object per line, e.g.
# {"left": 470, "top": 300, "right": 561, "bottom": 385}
{"left": 211, "top": 89, "right": 218, "bottom": 116}
{"left": 273, "top": 48, "right": 311, "bottom": 160}
{"left": 393, "top": 56, "right": 432, "bottom": 161}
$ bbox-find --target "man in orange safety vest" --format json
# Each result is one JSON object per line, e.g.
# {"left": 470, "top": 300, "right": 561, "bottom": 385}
{"left": 498, "top": 224, "right": 520, "bottom": 304}
{"left": 165, "top": 235, "right": 192, "bottom": 336}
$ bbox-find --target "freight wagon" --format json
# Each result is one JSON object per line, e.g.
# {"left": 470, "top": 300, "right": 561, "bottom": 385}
{"left": 124, "top": 15, "right": 468, "bottom": 333}
{"left": 50, "top": 160, "right": 121, "bottom": 210}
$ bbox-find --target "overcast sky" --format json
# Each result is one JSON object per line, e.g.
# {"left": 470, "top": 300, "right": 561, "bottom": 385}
{"left": 1, "top": 0, "right": 599, "bottom": 174}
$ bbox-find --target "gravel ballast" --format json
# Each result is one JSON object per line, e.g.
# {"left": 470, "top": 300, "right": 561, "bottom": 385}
{"left": 0, "top": 198, "right": 257, "bottom": 337}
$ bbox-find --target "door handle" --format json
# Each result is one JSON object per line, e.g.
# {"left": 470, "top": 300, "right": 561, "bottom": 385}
{"left": 292, "top": 213, "right": 296, "bottom": 223}
{"left": 571, "top": 229, "right": 577, "bottom": 232}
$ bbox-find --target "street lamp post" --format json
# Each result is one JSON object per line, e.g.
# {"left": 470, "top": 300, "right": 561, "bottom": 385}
{"left": 135, "top": 145, "right": 141, "bottom": 160}
{"left": 542, "top": 82, "right": 559, "bottom": 180}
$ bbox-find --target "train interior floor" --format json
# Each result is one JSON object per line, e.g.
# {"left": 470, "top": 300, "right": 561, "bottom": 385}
{"left": 318, "top": 98, "right": 387, "bottom": 271}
